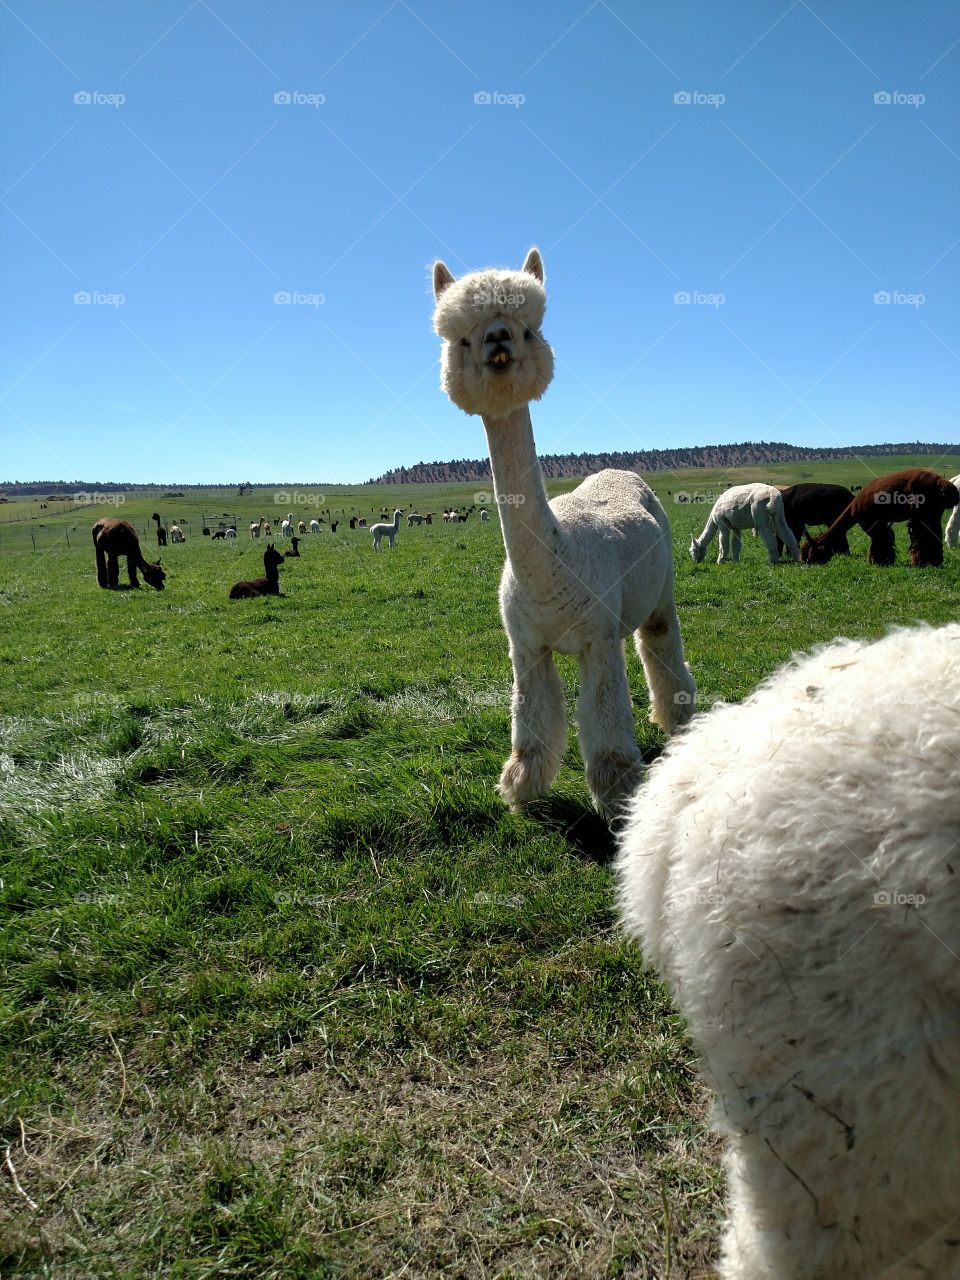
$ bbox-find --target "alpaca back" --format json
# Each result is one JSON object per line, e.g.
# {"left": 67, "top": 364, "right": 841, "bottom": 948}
{"left": 617, "top": 624, "right": 960, "bottom": 1278}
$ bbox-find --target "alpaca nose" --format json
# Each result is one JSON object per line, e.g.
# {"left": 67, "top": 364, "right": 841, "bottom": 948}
{"left": 483, "top": 323, "right": 515, "bottom": 366}
{"left": 483, "top": 323, "right": 512, "bottom": 346}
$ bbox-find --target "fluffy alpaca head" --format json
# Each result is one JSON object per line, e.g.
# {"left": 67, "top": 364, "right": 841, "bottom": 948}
{"left": 431, "top": 248, "right": 555, "bottom": 418}
{"left": 142, "top": 559, "right": 165, "bottom": 591}
{"left": 689, "top": 536, "right": 706, "bottom": 563}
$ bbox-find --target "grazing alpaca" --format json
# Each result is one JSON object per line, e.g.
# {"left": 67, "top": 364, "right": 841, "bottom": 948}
{"left": 689, "top": 484, "right": 800, "bottom": 565}
{"left": 407, "top": 513, "right": 424, "bottom": 526}
{"left": 801, "top": 468, "right": 959, "bottom": 566}
{"left": 250, "top": 517, "right": 264, "bottom": 538}
{"left": 284, "top": 536, "right": 300, "bottom": 558}
{"left": 357, "top": 518, "right": 367, "bottom": 528}
{"left": 349, "top": 517, "right": 357, "bottom": 530}
{"left": 310, "top": 519, "right": 320, "bottom": 534}
{"left": 224, "top": 526, "right": 236, "bottom": 538}
{"left": 93, "top": 518, "right": 165, "bottom": 590}
{"left": 169, "top": 523, "right": 185, "bottom": 544}
{"left": 480, "top": 508, "right": 490, "bottom": 522}
{"left": 263, "top": 521, "right": 272, "bottom": 536}
{"left": 616, "top": 623, "right": 960, "bottom": 1280}
{"left": 211, "top": 530, "right": 226, "bottom": 540}
{"left": 777, "top": 482, "right": 853, "bottom": 556}
{"left": 228, "top": 544, "right": 284, "bottom": 599}
{"left": 329, "top": 521, "right": 338, "bottom": 533}
{"left": 297, "top": 520, "right": 306, "bottom": 535}
{"left": 424, "top": 513, "right": 433, "bottom": 525}
{"left": 151, "top": 512, "right": 167, "bottom": 548}
{"left": 432, "top": 247, "right": 695, "bottom": 816}
{"left": 371, "top": 508, "right": 402, "bottom": 551}
{"left": 944, "top": 473, "right": 960, "bottom": 548}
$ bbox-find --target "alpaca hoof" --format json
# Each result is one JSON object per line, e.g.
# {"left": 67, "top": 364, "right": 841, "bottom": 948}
{"left": 497, "top": 748, "right": 560, "bottom": 809}
{"left": 586, "top": 751, "right": 644, "bottom": 820}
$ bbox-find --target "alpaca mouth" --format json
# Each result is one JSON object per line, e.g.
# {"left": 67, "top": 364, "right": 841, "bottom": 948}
{"left": 486, "top": 349, "right": 513, "bottom": 373}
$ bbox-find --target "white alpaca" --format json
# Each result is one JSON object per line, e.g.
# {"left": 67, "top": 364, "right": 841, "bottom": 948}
{"left": 407, "top": 513, "right": 423, "bottom": 526}
{"left": 169, "top": 524, "right": 185, "bottom": 543}
{"left": 480, "top": 508, "right": 490, "bottom": 522}
{"left": 689, "top": 484, "right": 800, "bottom": 565}
{"left": 616, "top": 623, "right": 960, "bottom": 1279}
{"left": 309, "top": 519, "right": 320, "bottom": 534}
{"left": 280, "top": 513, "right": 294, "bottom": 539}
{"left": 432, "top": 248, "right": 695, "bottom": 816}
{"left": 946, "top": 473, "right": 960, "bottom": 548}
{"left": 225, "top": 526, "right": 236, "bottom": 538}
{"left": 371, "top": 508, "right": 402, "bottom": 551}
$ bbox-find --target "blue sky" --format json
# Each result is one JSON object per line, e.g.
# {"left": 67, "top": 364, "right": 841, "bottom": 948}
{"left": 2, "top": 1, "right": 958, "bottom": 483}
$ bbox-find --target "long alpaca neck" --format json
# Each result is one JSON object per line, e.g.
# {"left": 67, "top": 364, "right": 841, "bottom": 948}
{"left": 481, "top": 405, "right": 561, "bottom": 579}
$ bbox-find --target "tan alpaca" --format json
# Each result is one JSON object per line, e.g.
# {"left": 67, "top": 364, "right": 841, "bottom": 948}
{"left": 432, "top": 248, "right": 695, "bottom": 816}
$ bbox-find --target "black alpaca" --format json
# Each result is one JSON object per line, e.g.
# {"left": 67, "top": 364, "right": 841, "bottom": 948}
{"left": 349, "top": 517, "right": 357, "bottom": 529}
{"left": 151, "top": 512, "right": 167, "bottom": 547}
{"left": 777, "top": 483, "right": 855, "bottom": 557}
{"left": 330, "top": 521, "right": 339, "bottom": 533}
{"left": 229, "top": 544, "right": 284, "bottom": 599}
{"left": 284, "top": 536, "right": 301, "bottom": 559}
{"left": 93, "top": 518, "right": 165, "bottom": 590}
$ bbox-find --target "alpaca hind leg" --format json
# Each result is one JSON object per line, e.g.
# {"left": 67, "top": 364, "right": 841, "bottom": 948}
{"left": 497, "top": 645, "right": 567, "bottom": 810}
{"left": 729, "top": 529, "right": 743, "bottom": 561}
{"left": 756, "top": 521, "right": 780, "bottom": 565}
{"left": 635, "top": 600, "right": 697, "bottom": 734}
{"left": 946, "top": 502, "right": 960, "bottom": 549}
{"left": 575, "top": 640, "right": 645, "bottom": 818}
{"left": 908, "top": 513, "right": 944, "bottom": 566}
{"left": 107, "top": 552, "right": 120, "bottom": 589}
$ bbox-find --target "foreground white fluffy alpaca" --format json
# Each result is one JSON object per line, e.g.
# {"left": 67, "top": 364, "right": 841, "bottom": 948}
{"left": 432, "top": 248, "right": 695, "bottom": 816}
{"left": 617, "top": 623, "right": 960, "bottom": 1279}
{"left": 690, "top": 483, "right": 800, "bottom": 564}
{"left": 946, "top": 473, "right": 960, "bottom": 547}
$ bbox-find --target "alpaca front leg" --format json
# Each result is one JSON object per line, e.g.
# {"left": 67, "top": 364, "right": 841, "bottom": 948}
{"left": 635, "top": 604, "right": 697, "bottom": 733}
{"left": 127, "top": 555, "right": 140, "bottom": 588}
{"left": 575, "top": 641, "right": 644, "bottom": 819}
{"left": 497, "top": 645, "right": 567, "bottom": 811}
{"left": 95, "top": 544, "right": 109, "bottom": 588}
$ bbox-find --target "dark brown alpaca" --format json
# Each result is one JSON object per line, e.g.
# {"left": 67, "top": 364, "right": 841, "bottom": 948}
{"left": 802, "top": 469, "right": 959, "bottom": 567}
{"left": 229, "top": 544, "right": 284, "bottom": 599}
{"left": 151, "top": 512, "right": 167, "bottom": 547}
{"left": 93, "top": 518, "right": 166, "bottom": 590}
{"left": 777, "top": 483, "right": 855, "bottom": 557}
{"left": 284, "top": 537, "right": 300, "bottom": 559}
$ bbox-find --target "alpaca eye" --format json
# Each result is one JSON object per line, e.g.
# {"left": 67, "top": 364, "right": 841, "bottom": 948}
{"left": 460, "top": 338, "right": 470, "bottom": 347}
{"left": 524, "top": 329, "right": 533, "bottom": 340}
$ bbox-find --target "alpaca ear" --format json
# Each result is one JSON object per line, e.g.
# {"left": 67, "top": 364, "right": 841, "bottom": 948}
{"left": 522, "top": 248, "right": 544, "bottom": 283}
{"left": 433, "top": 260, "right": 455, "bottom": 298}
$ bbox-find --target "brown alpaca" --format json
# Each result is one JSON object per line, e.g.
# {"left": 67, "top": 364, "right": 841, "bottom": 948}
{"left": 284, "top": 536, "right": 300, "bottom": 559}
{"left": 777, "top": 483, "right": 855, "bottom": 556}
{"left": 93, "top": 519, "right": 166, "bottom": 590}
{"left": 802, "top": 469, "right": 959, "bottom": 567}
{"left": 229, "top": 544, "right": 284, "bottom": 599}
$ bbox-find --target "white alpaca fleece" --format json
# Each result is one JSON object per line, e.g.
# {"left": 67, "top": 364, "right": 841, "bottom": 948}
{"left": 690, "top": 483, "right": 800, "bottom": 564}
{"left": 946, "top": 473, "right": 960, "bottom": 548}
{"left": 616, "top": 623, "right": 960, "bottom": 1279}
{"left": 432, "top": 266, "right": 546, "bottom": 345}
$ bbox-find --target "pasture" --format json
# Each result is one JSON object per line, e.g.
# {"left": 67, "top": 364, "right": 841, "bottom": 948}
{"left": 2, "top": 455, "right": 959, "bottom": 1279}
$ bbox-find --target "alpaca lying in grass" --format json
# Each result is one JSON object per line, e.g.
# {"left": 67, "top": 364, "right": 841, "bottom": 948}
{"left": 617, "top": 623, "right": 960, "bottom": 1279}
{"left": 802, "top": 468, "right": 959, "bottom": 566}
{"left": 284, "top": 537, "right": 300, "bottom": 559}
{"left": 93, "top": 519, "right": 165, "bottom": 590}
{"left": 944, "top": 473, "right": 960, "bottom": 547}
{"left": 432, "top": 247, "right": 695, "bottom": 816}
{"left": 371, "top": 508, "right": 402, "bottom": 551}
{"left": 690, "top": 484, "right": 800, "bottom": 565}
{"left": 228, "top": 544, "right": 284, "bottom": 599}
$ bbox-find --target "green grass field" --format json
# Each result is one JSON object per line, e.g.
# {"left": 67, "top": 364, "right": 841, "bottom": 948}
{"left": 2, "top": 456, "right": 959, "bottom": 1278}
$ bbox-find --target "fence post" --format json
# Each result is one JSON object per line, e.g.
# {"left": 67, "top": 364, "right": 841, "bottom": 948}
{"left": 31, "top": 528, "right": 36, "bottom": 550}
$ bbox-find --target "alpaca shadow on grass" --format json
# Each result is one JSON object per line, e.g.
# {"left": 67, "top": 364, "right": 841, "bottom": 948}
{"left": 514, "top": 742, "right": 665, "bottom": 864}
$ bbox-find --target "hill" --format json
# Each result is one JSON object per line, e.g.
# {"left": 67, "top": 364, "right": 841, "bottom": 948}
{"left": 371, "top": 440, "right": 960, "bottom": 484}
